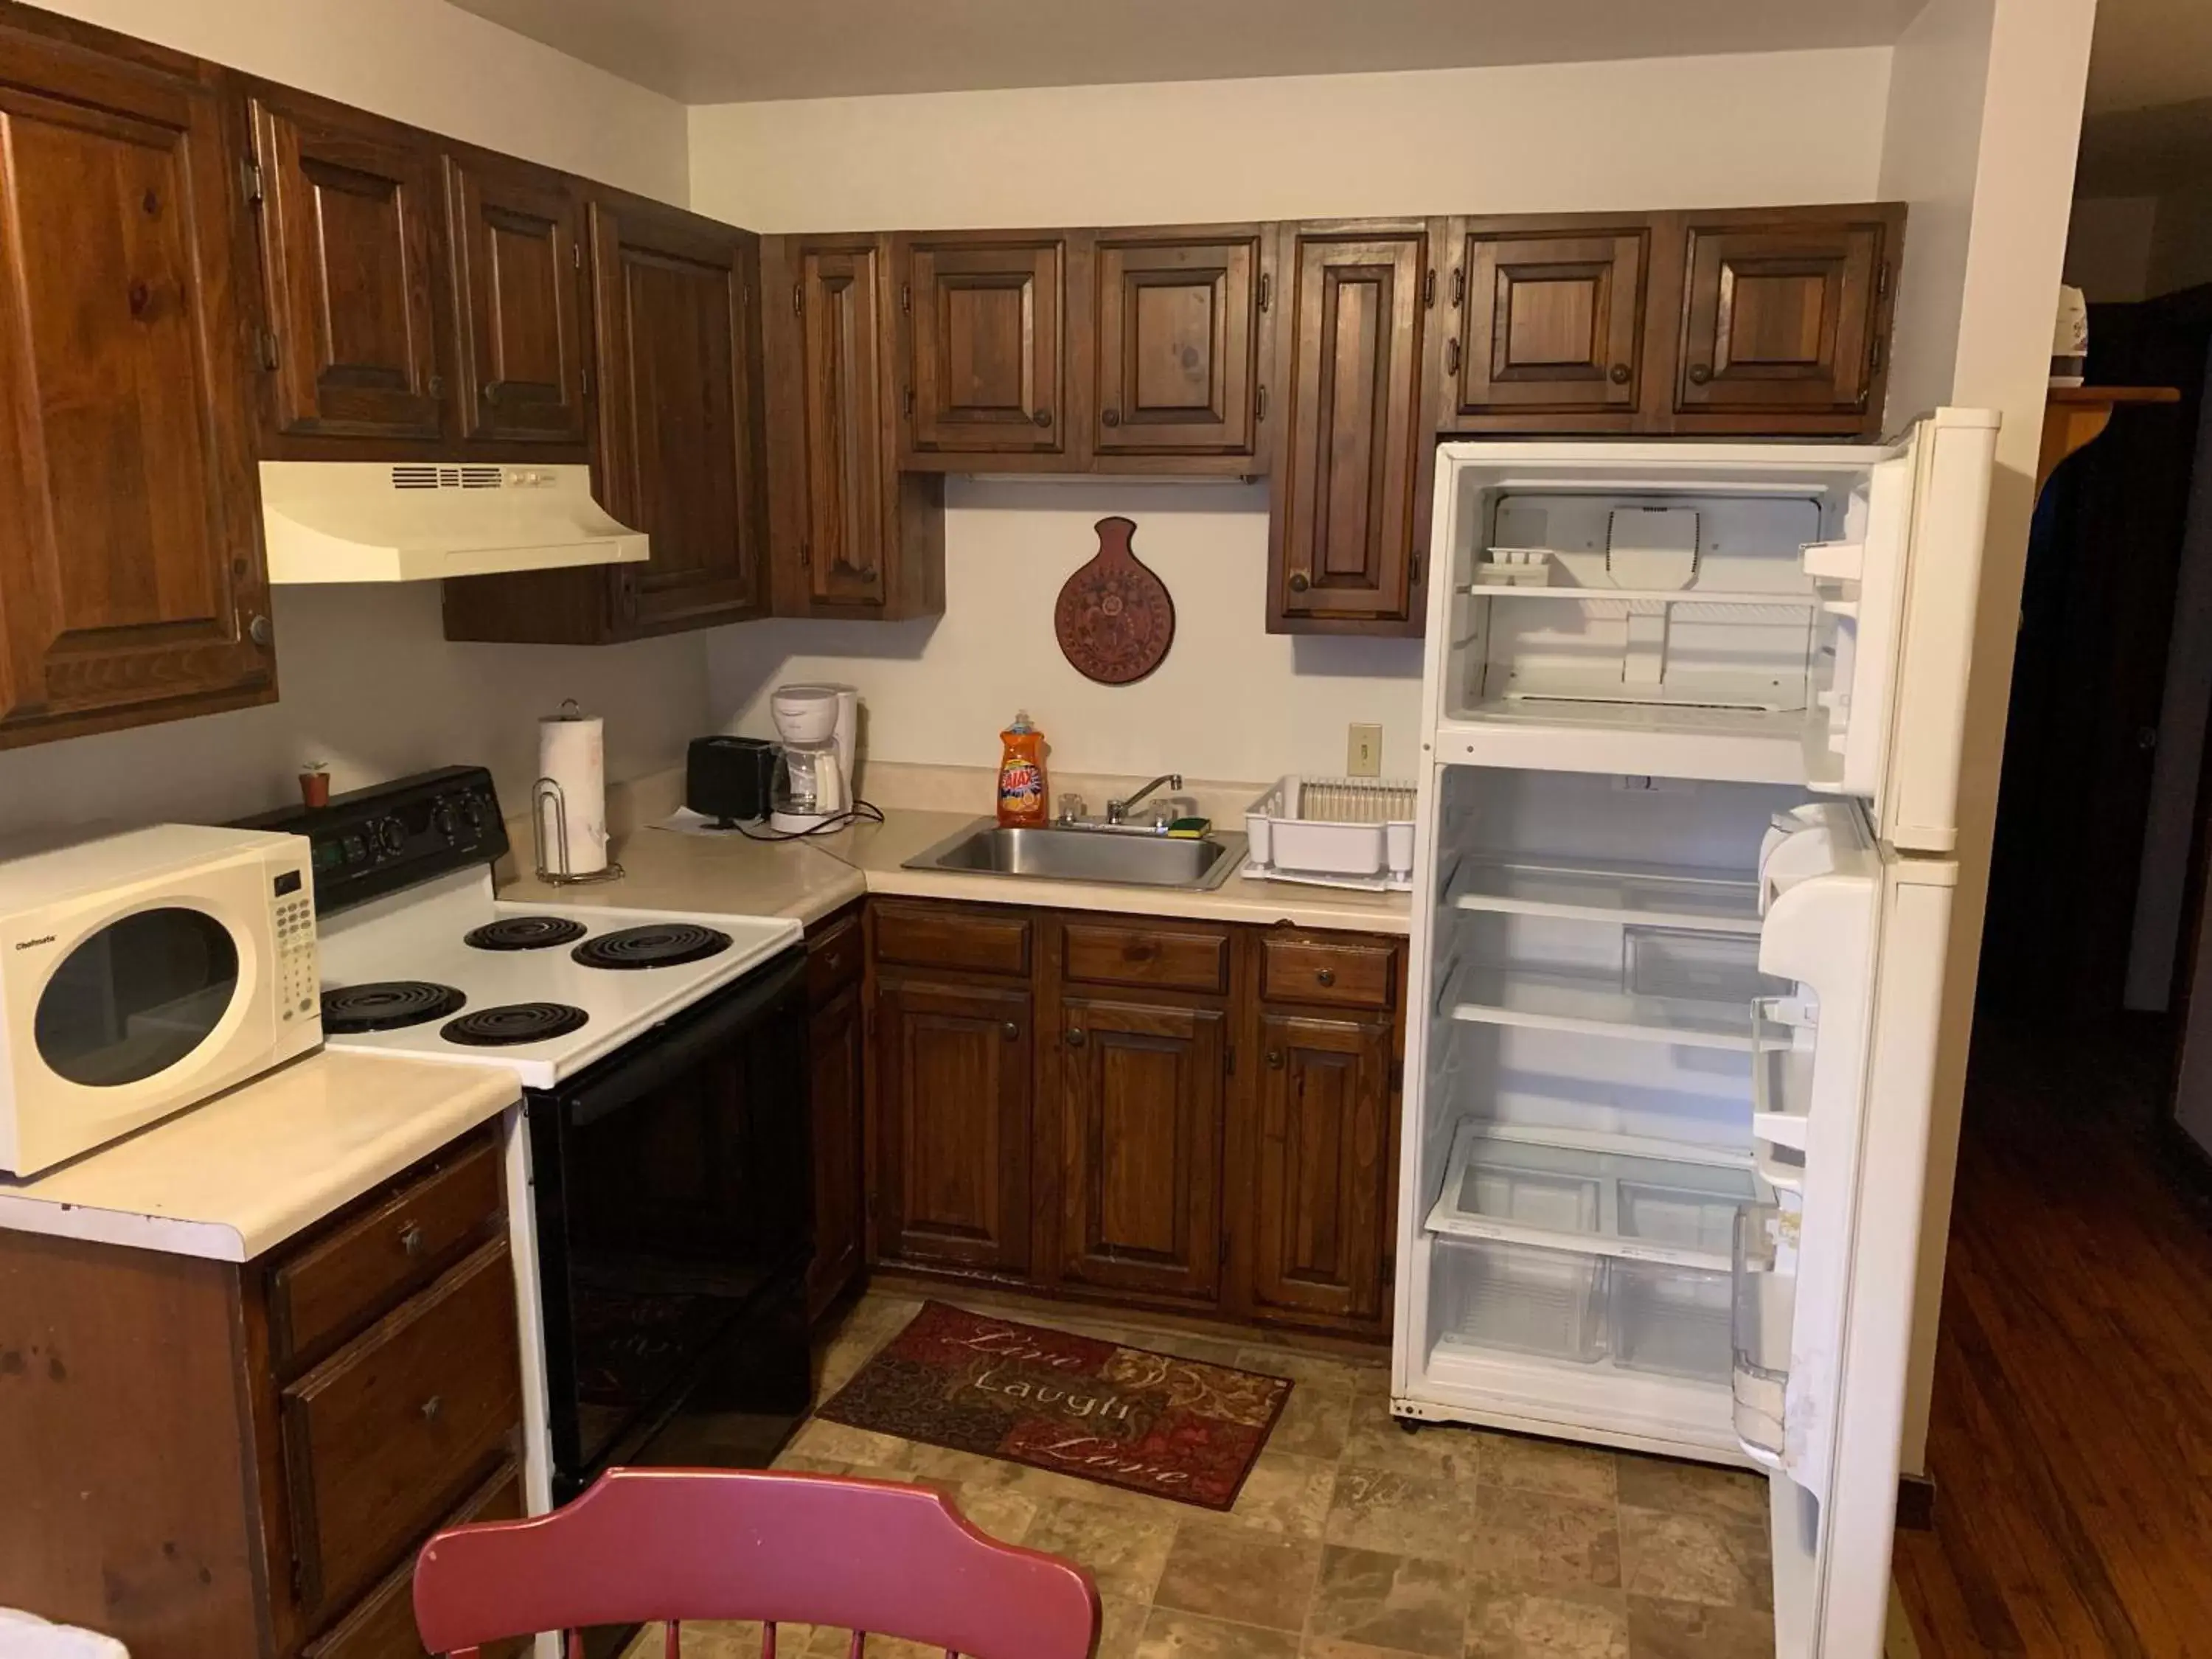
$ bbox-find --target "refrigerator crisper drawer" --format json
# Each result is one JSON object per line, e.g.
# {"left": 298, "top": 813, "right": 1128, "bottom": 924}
{"left": 1428, "top": 1235, "right": 1607, "bottom": 1363}
{"left": 1610, "top": 1259, "right": 1733, "bottom": 1383}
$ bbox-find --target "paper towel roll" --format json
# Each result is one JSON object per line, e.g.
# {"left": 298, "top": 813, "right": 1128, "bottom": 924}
{"left": 538, "top": 705, "right": 608, "bottom": 877}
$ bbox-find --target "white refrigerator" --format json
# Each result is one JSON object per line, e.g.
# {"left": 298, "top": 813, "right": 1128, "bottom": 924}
{"left": 1392, "top": 409, "right": 2000, "bottom": 1658}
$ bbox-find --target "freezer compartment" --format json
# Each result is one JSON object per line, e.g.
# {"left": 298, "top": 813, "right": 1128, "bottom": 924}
{"left": 1425, "top": 1119, "right": 1754, "bottom": 1269}
{"left": 1610, "top": 1259, "right": 1733, "bottom": 1382}
{"left": 1427, "top": 1234, "right": 1608, "bottom": 1364}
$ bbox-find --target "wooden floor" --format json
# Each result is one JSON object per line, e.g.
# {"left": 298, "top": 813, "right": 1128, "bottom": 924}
{"left": 1894, "top": 1017, "right": 2212, "bottom": 1657}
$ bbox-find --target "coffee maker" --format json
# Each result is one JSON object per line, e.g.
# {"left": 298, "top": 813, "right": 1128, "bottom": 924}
{"left": 769, "top": 684, "right": 858, "bottom": 832}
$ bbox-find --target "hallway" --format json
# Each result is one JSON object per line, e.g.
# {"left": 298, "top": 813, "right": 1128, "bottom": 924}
{"left": 1894, "top": 1019, "right": 2212, "bottom": 1655}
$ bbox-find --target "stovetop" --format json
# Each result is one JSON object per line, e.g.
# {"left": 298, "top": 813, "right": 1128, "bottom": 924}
{"left": 315, "top": 867, "right": 802, "bottom": 1089}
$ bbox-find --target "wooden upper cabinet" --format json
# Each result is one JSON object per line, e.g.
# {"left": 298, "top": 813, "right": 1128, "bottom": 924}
{"left": 1054, "top": 996, "right": 1226, "bottom": 1307}
{"left": 764, "top": 235, "right": 944, "bottom": 619}
{"left": 0, "top": 18, "right": 275, "bottom": 749}
{"left": 1439, "top": 218, "right": 1649, "bottom": 431}
{"left": 588, "top": 192, "right": 766, "bottom": 633}
{"left": 1267, "top": 222, "right": 1432, "bottom": 635}
{"left": 246, "top": 88, "right": 448, "bottom": 445}
{"left": 897, "top": 232, "right": 1067, "bottom": 460}
{"left": 1669, "top": 206, "right": 1901, "bottom": 429}
{"left": 1086, "top": 227, "right": 1266, "bottom": 466}
{"left": 445, "top": 150, "right": 589, "bottom": 449}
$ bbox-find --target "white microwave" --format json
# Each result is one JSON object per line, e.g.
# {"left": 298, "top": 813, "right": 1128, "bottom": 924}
{"left": 0, "top": 824, "right": 321, "bottom": 1176}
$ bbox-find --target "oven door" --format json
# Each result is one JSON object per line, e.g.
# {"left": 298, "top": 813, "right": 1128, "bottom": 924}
{"left": 0, "top": 858, "right": 292, "bottom": 1175}
{"left": 530, "top": 947, "right": 812, "bottom": 1495}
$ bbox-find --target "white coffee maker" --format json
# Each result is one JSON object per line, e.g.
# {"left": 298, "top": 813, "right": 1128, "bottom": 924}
{"left": 769, "top": 684, "right": 858, "bottom": 832}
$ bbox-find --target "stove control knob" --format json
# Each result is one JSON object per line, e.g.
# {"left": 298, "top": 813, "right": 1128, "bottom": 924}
{"left": 462, "top": 795, "right": 487, "bottom": 829}
{"left": 376, "top": 816, "right": 406, "bottom": 855}
{"left": 431, "top": 800, "right": 459, "bottom": 841}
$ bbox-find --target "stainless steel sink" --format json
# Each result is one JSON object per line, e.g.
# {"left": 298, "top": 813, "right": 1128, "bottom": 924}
{"left": 902, "top": 821, "right": 1248, "bottom": 891}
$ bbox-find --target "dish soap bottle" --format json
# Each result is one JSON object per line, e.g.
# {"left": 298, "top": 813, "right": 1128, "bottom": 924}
{"left": 997, "top": 711, "right": 1048, "bottom": 828}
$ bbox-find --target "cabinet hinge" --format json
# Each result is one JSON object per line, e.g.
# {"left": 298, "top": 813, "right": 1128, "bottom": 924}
{"left": 1255, "top": 385, "right": 1267, "bottom": 423}
{"left": 799, "top": 540, "right": 812, "bottom": 569}
{"left": 580, "top": 364, "right": 591, "bottom": 396}
{"left": 1422, "top": 269, "right": 1436, "bottom": 308}
{"left": 793, "top": 280, "right": 804, "bottom": 316}
{"left": 900, "top": 282, "right": 911, "bottom": 315}
{"left": 1257, "top": 272, "right": 1271, "bottom": 313}
{"left": 572, "top": 243, "right": 583, "bottom": 271}
{"left": 1877, "top": 260, "right": 1891, "bottom": 300}
{"left": 903, "top": 386, "right": 916, "bottom": 420}
{"left": 1220, "top": 1233, "right": 1231, "bottom": 1269}
{"left": 1225, "top": 1044, "right": 1236, "bottom": 1077}
{"left": 239, "top": 158, "right": 264, "bottom": 206}
{"left": 1452, "top": 266, "right": 1465, "bottom": 307}
{"left": 256, "top": 327, "right": 279, "bottom": 372}
{"left": 1870, "top": 335, "right": 1885, "bottom": 375}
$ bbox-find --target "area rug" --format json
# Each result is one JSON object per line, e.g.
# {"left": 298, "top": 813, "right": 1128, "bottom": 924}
{"left": 815, "top": 1301, "right": 1293, "bottom": 1509}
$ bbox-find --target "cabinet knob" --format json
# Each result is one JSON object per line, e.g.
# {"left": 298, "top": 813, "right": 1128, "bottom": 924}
{"left": 1316, "top": 967, "right": 1336, "bottom": 987}
{"left": 1001, "top": 1020, "right": 1019, "bottom": 1040}
{"left": 1609, "top": 363, "right": 1632, "bottom": 385}
{"left": 1065, "top": 1029, "right": 1087, "bottom": 1047}
{"left": 1266, "top": 1049, "right": 1285, "bottom": 1069}
{"left": 247, "top": 613, "right": 272, "bottom": 647}
{"left": 420, "top": 1395, "right": 443, "bottom": 1423}
{"left": 1288, "top": 572, "right": 1310, "bottom": 594}
{"left": 482, "top": 383, "right": 501, "bottom": 403}
{"left": 1688, "top": 363, "right": 1713, "bottom": 385}
{"left": 398, "top": 1222, "right": 425, "bottom": 1258}
{"left": 428, "top": 374, "right": 445, "bottom": 398}
{"left": 1101, "top": 409, "right": 1121, "bottom": 428}
{"left": 1032, "top": 408, "right": 1053, "bottom": 428}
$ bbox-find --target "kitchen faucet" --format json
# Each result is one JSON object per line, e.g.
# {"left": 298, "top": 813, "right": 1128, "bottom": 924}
{"left": 1106, "top": 773, "right": 1182, "bottom": 825}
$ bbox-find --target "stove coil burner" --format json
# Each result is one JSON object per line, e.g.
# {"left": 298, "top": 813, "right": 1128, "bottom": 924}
{"left": 441, "top": 1002, "right": 590, "bottom": 1046}
{"left": 321, "top": 981, "right": 467, "bottom": 1034}
{"left": 570, "top": 922, "right": 733, "bottom": 970}
{"left": 465, "top": 915, "right": 589, "bottom": 951}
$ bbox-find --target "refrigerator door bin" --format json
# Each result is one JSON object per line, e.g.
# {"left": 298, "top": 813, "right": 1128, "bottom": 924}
{"left": 1731, "top": 1203, "right": 1793, "bottom": 1471}
{"left": 1427, "top": 1234, "right": 1608, "bottom": 1363}
{"left": 1610, "top": 1258, "right": 1734, "bottom": 1382}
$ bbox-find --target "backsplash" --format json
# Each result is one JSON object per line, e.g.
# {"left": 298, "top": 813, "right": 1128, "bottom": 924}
{"left": 706, "top": 478, "right": 1427, "bottom": 782}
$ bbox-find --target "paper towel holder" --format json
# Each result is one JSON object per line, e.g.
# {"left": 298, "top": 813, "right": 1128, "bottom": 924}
{"left": 532, "top": 773, "right": 625, "bottom": 886}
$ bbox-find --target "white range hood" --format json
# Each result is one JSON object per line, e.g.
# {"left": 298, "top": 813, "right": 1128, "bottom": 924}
{"left": 260, "top": 461, "right": 648, "bottom": 583}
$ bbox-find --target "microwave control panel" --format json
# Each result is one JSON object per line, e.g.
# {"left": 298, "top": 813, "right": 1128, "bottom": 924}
{"left": 271, "top": 863, "right": 319, "bottom": 1020}
{"left": 240, "top": 766, "right": 508, "bottom": 916}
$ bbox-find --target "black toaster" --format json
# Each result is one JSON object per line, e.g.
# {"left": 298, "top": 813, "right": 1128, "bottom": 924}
{"left": 686, "top": 735, "right": 779, "bottom": 827}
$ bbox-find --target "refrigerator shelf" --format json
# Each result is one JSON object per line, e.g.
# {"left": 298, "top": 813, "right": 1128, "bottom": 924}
{"left": 1450, "top": 855, "right": 1762, "bottom": 936}
{"left": 1425, "top": 1119, "right": 1754, "bottom": 1270}
{"left": 1440, "top": 962, "right": 1758, "bottom": 1050}
{"left": 1431, "top": 703, "right": 1815, "bottom": 788}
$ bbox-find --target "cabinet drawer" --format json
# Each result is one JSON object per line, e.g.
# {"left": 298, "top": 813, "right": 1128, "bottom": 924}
{"left": 1260, "top": 936, "right": 1397, "bottom": 1009}
{"left": 1062, "top": 920, "right": 1230, "bottom": 995}
{"left": 303, "top": 1459, "right": 526, "bottom": 1659}
{"left": 271, "top": 1132, "right": 504, "bottom": 1371}
{"left": 874, "top": 902, "right": 1031, "bottom": 975}
{"left": 282, "top": 1240, "right": 521, "bottom": 1617}
{"left": 807, "top": 908, "right": 864, "bottom": 1004}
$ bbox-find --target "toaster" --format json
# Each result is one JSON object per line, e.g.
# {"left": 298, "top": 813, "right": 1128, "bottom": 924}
{"left": 686, "top": 735, "right": 779, "bottom": 827}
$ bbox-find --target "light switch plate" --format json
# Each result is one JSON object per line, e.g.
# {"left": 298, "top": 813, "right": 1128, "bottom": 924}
{"left": 1348, "top": 723, "right": 1382, "bottom": 777}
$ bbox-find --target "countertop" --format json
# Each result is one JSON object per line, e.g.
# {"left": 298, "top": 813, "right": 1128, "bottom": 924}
{"left": 0, "top": 1051, "right": 520, "bottom": 1262}
{"left": 498, "top": 805, "right": 1412, "bottom": 934}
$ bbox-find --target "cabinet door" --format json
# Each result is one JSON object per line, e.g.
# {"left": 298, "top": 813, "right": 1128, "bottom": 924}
{"left": 806, "top": 979, "right": 866, "bottom": 1318}
{"left": 783, "top": 239, "right": 893, "bottom": 608}
{"left": 1089, "top": 229, "right": 1262, "bottom": 462}
{"left": 1672, "top": 212, "right": 1896, "bottom": 423}
{"left": 445, "top": 151, "right": 588, "bottom": 447}
{"left": 248, "top": 89, "right": 448, "bottom": 443}
{"left": 1249, "top": 1012, "right": 1392, "bottom": 1326}
{"left": 1056, "top": 996, "right": 1225, "bottom": 1305}
{"left": 0, "top": 28, "right": 274, "bottom": 748}
{"left": 1268, "top": 223, "right": 1430, "bottom": 633}
{"left": 873, "top": 977, "right": 1032, "bottom": 1274}
{"left": 589, "top": 195, "right": 765, "bottom": 633}
{"left": 1441, "top": 221, "right": 1648, "bottom": 428}
{"left": 900, "top": 234, "right": 1066, "bottom": 458}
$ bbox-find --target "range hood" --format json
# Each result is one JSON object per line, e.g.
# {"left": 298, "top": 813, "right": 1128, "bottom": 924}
{"left": 260, "top": 462, "right": 648, "bottom": 583}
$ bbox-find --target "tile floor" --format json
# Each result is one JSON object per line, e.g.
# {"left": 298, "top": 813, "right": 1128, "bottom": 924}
{"left": 635, "top": 1292, "right": 1776, "bottom": 1659}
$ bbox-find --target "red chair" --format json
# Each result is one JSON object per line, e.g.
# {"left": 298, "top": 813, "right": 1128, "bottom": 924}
{"left": 411, "top": 1467, "right": 1102, "bottom": 1659}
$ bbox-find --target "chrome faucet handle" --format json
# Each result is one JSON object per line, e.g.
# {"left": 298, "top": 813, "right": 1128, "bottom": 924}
{"left": 1057, "top": 793, "right": 1088, "bottom": 824}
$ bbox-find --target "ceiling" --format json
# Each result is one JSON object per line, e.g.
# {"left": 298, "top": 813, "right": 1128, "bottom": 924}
{"left": 446, "top": 0, "right": 1931, "bottom": 105}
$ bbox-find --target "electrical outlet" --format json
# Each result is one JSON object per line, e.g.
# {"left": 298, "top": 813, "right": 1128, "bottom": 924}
{"left": 1348, "top": 723, "right": 1383, "bottom": 777}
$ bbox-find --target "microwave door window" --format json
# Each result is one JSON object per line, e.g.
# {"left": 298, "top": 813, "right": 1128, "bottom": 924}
{"left": 34, "top": 908, "right": 240, "bottom": 1087}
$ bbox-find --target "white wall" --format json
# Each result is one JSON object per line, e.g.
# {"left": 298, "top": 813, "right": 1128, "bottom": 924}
{"left": 692, "top": 48, "right": 1898, "bottom": 776}
{"left": 0, "top": 1, "right": 704, "bottom": 841}
{"left": 1877, "top": 0, "right": 2098, "bottom": 1476}
{"left": 689, "top": 49, "right": 1893, "bottom": 232}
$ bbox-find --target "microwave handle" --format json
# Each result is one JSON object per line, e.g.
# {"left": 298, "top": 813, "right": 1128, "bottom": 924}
{"left": 561, "top": 947, "right": 807, "bottom": 1129}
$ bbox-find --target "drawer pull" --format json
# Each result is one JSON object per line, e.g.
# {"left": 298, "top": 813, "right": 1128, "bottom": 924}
{"left": 398, "top": 1223, "right": 425, "bottom": 1258}
{"left": 1316, "top": 967, "right": 1336, "bottom": 987}
{"left": 1065, "top": 1029, "right": 1087, "bottom": 1048}
{"left": 420, "top": 1394, "right": 443, "bottom": 1423}
{"left": 1002, "top": 1021, "right": 1019, "bottom": 1040}
{"left": 1688, "top": 363, "right": 1713, "bottom": 385}
{"left": 1610, "top": 363, "right": 1632, "bottom": 385}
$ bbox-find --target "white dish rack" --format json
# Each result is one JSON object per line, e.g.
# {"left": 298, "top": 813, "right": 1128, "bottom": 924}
{"left": 1244, "top": 776, "right": 1418, "bottom": 891}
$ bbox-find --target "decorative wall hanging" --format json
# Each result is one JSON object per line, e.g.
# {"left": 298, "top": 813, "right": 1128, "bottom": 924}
{"left": 1054, "top": 515, "right": 1175, "bottom": 684}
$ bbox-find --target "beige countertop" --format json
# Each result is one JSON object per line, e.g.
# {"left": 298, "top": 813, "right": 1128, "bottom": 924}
{"left": 0, "top": 1051, "right": 520, "bottom": 1262}
{"left": 499, "top": 804, "right": 1411, "bottom": 934}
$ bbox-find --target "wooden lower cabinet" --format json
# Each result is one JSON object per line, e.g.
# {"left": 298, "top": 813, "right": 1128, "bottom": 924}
{"left": 0, "top": 1124, "right": 522, "bottom": 1659}
{"left": 1055, "top": 995, "right": 1226, "bottom": 1306}
{"left": 872, "top": 973, "right": 1034, "bottom": 1276}
{"left": 863, "top": 901, "right": 1401, "bottom": 1339}
{"left": 806, "top": 906, "right": 867, "bottom": 1318}
{"left": 1249, "top": 1009, "right": 1396, "bottom": 1327}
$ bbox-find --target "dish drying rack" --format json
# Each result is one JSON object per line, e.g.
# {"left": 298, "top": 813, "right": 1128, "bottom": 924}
{"left": 1244, "top": 776, "right": 1417, "bottom": 891}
